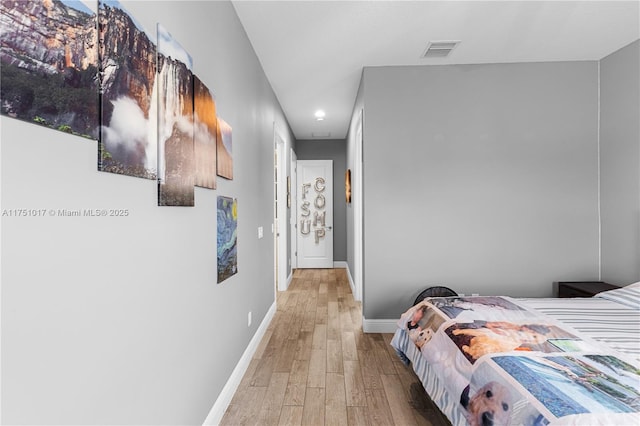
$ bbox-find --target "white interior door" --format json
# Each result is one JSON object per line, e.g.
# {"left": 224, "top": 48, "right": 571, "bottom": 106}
{"left": 296, "top": 160, "right": 333, "bottom": 268}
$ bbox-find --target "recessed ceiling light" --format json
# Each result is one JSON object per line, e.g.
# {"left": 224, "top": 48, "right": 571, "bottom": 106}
{"left": 314, "top": 110, "right": 326, "bottom": 121}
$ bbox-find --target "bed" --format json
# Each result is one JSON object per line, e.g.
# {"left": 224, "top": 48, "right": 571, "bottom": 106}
{"left": 390, "top": 282, "right": 640, "bottom": 426}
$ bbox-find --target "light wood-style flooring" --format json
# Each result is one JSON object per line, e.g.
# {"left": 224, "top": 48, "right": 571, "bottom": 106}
{"left": 220, "top": 268, "right": 450, "bottom": 426}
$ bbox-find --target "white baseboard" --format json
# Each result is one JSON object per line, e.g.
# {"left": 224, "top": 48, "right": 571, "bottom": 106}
{"left": 362, "top": 318, "right": 397, "bottom": 333}
{"left": 333, "top": 261, "right": 361, "bottom": 303}
{"left": 202, "top": 301, "right": 277, "bottom": 425}
{"left": 343, "top": 263, "right": 357, "bottom": 302}
{"left": 278, "top": 271, "right": 293, "bottom": 292}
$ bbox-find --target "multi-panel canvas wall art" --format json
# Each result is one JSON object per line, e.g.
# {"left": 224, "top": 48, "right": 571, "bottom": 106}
{"left": 0, "top": 0, "right": 99, "bottom": 139}
{"left": 217, "top": 196, "right": 238, "bottom": 283}
{"left": 217, "top": 117, "right": 233, "bottom": 180}
{"left": 194, "top": 75, "right": 218, "bottom": 189}
{"left": 157, "top": 24, "right": 195, "bottom": 206}
{"left": 98, "top": 0, "right": 158, "bottom": 179}
{"left": 2, "top": 0, "right": 236, "bottom": 210}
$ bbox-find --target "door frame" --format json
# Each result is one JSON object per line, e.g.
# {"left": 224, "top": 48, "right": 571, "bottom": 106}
{"left": 274, "top": 126, "right": 288, "bottom": 292}
{"left": 354, "top": 109, "right": 364, "bottom": 302}
{"left": 290, "top": 149, "right": 298, "bottom": 270}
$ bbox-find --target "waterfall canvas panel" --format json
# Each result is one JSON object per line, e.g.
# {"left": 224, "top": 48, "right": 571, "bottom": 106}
{"left": 216, "top": 117, "right": 233, "bottom": 180}
{"left": 193, "top": 75, "right": 217, "bottom": 189}
{"left": 217, "top": 196, "right": 238, "bottom": 283}
{"left": 98, "top": 0, "right": 158, "bottom": 179}
{"left": 157, "top": 24, "right": 195, "bottom": 206}
{"left": 0, "top": 0, "right": 99, "bottom": 139}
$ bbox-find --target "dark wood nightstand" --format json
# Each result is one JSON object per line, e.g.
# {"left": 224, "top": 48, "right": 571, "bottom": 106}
{"left": 557, "top": 281, "right": 620, "bottom": 298}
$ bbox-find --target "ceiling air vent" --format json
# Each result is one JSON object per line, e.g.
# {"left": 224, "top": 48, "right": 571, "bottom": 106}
{"left": 312, "top": 132, "right": 331, "bottom": 138}
{"left": 422, "top": 40, "right": 460, "bottom": 58}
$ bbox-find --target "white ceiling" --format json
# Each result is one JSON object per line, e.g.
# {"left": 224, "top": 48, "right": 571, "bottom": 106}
{"left": 232, "top": 0, "right": 640, "bottom": 140}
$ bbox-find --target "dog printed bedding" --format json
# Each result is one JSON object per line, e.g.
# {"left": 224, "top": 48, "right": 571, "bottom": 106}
{"left": 391, "top": 294, "right": 640, "bottom": 426}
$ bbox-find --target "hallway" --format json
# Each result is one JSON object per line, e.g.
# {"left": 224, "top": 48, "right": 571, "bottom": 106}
{"left": 220, "top": 268, "right": 449, "bottom": 425}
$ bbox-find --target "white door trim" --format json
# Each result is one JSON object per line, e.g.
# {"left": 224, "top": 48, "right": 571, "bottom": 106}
{"left": 274, "top": 126, "right": 288, "bottom": 292}
{"left": 354, "top": 110, "right": 364, "bottom": 302}
{"left": 290, "top": 149, "right": 298, "bottom": 270}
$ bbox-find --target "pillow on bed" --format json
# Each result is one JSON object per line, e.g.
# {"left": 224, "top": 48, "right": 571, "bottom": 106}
{"left": 595, "top": 282, "right": 640, "bottom": 310}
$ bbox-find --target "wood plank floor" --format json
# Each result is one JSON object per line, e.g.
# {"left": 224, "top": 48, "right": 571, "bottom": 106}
{"left": 220, "top": 268, "right": 450, "bottom": 426}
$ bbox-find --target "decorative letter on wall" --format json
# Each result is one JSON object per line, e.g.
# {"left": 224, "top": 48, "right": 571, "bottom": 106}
{"left": 300, "top": 201, "right": 310, "bottom": 217}
{"left": 301, "top": 183, "right": 311, "bottom": 200}
{"left": 300, "top": 220, "right": 311, "bottom": 235}
{"left": 300, "top": 176, "right": 327, "bottom": 244}
{"left": 314, "top": 177, "right": 325, "bottom": 192}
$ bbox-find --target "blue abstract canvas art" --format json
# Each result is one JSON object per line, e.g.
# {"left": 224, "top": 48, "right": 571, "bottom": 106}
{"left": 217, "top": 196, "right": 238, "bottom": 283}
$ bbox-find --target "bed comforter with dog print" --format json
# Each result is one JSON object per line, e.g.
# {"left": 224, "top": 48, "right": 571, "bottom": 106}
{"left": 391, "top": 295, "right": 640, "bottom": 426}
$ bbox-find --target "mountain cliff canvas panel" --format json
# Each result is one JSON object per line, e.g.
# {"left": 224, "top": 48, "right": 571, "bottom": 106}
{"left": 216, "top": 117, "right": 233, "bottom": 180}
{"left": 157, "top": 24, "right": 194, "bottom": 206}
{"left": 0, "top": 0, "right": 99, "bottom": 139}
{"left": 217, "top": 196, "right": 238, "bottom": 283}
{"left": 98, "top": 0, "right": 158, "bottom": 179}
{"left": 193, "top": 75, "right": 217, "bottom": 189}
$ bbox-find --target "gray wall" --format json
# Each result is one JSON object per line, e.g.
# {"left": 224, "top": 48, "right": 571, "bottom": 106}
{"left": 359, "top": 62, "right": 600, "bottom": 319}
{"left": 296, "top": 139, "right": 347, "bottom": 261}
{"left": 1, "top": 1, "right": 294, "bottom": 424}
{"left": 600, "top": 40, "right": 640, "bottom": 285}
